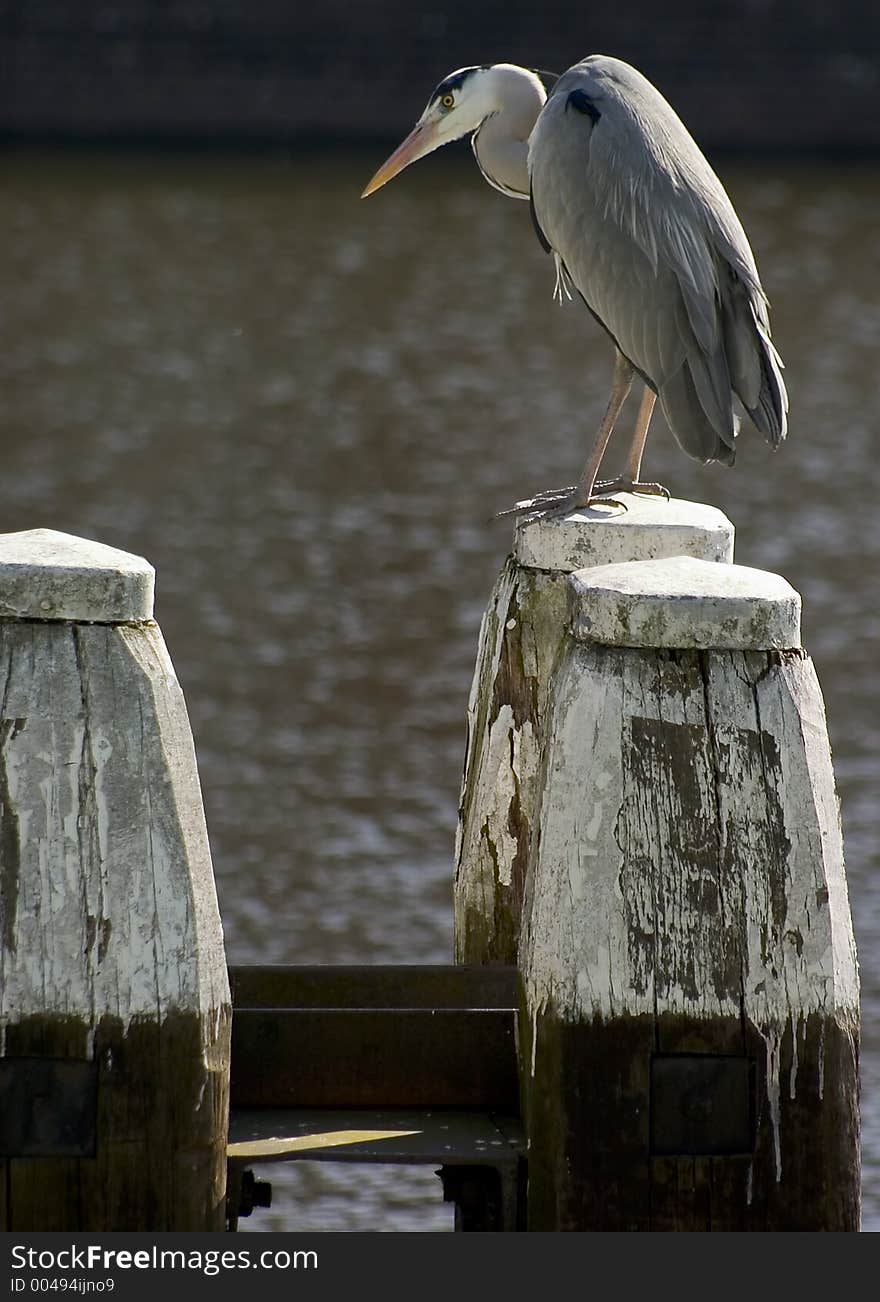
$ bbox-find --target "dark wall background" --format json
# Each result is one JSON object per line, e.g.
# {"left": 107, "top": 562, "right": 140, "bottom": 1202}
{"left": 1, "top": 1, "right": 878, "bottom": 151}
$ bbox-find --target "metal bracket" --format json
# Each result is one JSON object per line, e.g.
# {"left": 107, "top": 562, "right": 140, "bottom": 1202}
{"left": 650, "top": 1054, "right": 754, "bottom": 1155}
{"left": 0, "top": 1058, "right": 98, "bottom": 1157}
{"left": 237, "top": 1168, "right": 272, "bottom": 1217}
{"left": 437, "top": 1159, "right": 526, "bottom": 1232}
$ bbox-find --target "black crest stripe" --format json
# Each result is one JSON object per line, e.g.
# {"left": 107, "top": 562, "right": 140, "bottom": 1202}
{"left": 431, "top": 66, "right": 486, "bottom": 102}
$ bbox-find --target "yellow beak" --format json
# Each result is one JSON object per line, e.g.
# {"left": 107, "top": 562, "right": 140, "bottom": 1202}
{"left": 361, "top": 121, "right": 442, "bottom": 198}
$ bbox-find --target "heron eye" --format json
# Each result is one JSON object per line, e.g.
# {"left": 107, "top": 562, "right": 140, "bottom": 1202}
{"left": 440, "top": 94, "right": 455, "bottom": 109}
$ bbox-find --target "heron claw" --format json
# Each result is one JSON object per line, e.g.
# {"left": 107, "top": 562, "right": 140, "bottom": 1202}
{"left": 593, "top": 476, "right": 671, "bottom": 499}
{"left": 496, "top": 487, "right": 628, "bottom": 520}
{"left": 495, "top": 486, "right": 577, "bottom": 518}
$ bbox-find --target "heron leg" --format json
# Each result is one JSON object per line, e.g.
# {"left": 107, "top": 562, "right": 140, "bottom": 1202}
{"left": 501, "top": 351, "right": 634, "bottom": 518}
{"left": 593, "top": 386, "right": 670, "bottom": 498}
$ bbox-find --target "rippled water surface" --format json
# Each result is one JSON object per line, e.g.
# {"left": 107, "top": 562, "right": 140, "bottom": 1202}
{"left": 2, "top": 149, "right": 878, "bottom": 1230}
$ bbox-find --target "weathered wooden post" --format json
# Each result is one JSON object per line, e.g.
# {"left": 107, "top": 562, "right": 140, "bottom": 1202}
{"left": 518, "top": 554, "right": 859, "bottom": 1230}
{"left": 0, "top": 529, "right": 231, "bottom": 1231}
{"left": 455, "top": 496, "right": 734, "bottom": 963}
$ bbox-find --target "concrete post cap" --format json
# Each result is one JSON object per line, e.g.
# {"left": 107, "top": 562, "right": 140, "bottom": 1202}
{"left": 0, "top": 529, "right": 155, "bottom": 623}
{"left": 514, "top": 494, "right": 734, "bottom": 572}
{"left": 570, "top": 554, "right": 801, "bottom": 650}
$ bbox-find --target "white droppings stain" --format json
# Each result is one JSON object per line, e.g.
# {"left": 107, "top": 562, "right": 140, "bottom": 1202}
{"left": 481, "top": 706, "right": 519, "bottom": 887}
{"left": 584, "top": 799, "right": 606, "bottom": 842}
{"left": 765, "top": 1025, "right": 783, "bottom": 1181}
{"left": 505, "top": 618, "right": 517, "bottom": 630}
{"left": 91, "top": 730, "right": 114, "bottom": 866}
{"left": 789, "top": 1012, "right": 799, "bottom": 1100}
{"left": 511, "top": 720, "right": 537, "bottom": 806}
{"left": 453, "top": 812, "right": 463, "bottom": 866}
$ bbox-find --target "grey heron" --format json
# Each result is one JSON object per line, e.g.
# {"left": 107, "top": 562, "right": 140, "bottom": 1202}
{"left": 362, "top": 57, "right": 788, "bottom": 516}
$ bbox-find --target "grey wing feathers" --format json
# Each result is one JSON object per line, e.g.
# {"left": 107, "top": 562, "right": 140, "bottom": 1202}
{"left": 594, "top": 118, "right": 787, "bottom": 459}
{"left": 532, "top": 57, "right": 788, "bottom": 463}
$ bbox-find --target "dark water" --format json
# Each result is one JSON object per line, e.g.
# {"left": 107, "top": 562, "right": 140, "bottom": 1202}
{"left": 2, "top": 149, "right": 878, "bottom": 1231}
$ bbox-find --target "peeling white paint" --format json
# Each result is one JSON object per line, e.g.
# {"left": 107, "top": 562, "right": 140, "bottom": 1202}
{"left": 455, "top": 563, "right": 550, "bottom": 950}
{"left": 519, "top": 637, "right": 858, "bottom": 1133}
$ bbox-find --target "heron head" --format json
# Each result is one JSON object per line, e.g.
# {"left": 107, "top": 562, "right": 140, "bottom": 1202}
{"left": 361, "top": 66, "right": 496, "bottom": 198}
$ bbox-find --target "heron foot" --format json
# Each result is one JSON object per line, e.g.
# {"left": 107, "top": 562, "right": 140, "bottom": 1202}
{"left": 593, "top": 476, "right": 671, "bottom": 499}
{"left": 497, "top": 486, "right": 628, "bottom": 520}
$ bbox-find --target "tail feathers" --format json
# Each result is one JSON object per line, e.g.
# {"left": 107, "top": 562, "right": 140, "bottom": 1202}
{"left": 687, "top": 337, "right": 737, "bottom": 451}
{"left": 745, "top": 311, "right": 788, "bottom": 447}
{"left": 660, "top": 359, "right": 738, "bottom": 466}
{"left": 720, "top": 283, "right": 762, "bottom": 411}
{"left": 720, "top": 269, "right": 788, "bottom": 449}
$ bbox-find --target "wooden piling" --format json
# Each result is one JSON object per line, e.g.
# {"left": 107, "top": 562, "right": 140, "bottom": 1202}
{"left": 518, "top": 555, "right": 860, "bottom": 1230}
{"left": 454, "top": 497, "right": 734, "bottom": 964}
{"left": 0, "top": 529, "right": 231, "bottom": 1231}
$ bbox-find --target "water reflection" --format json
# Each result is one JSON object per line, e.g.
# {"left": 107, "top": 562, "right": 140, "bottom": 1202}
{"left": 1, "top": 150, "right": 878, "bottom": 1230}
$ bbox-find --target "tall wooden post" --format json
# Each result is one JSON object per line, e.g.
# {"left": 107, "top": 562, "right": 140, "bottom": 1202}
{"left": 0, "top": 529, "right": 231, "bottom": 1231}
{"left": 455, "top": 496, "right": 734, "bottom": 964}
{"left": 519, "top": 555, "right": 860, "bottom": 1230}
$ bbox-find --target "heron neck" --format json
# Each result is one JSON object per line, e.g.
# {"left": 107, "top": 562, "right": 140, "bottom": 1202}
{"left": 471, "top": 69, "right": 545, "bottom": 199}
{"left": 473, "top": 119, "right": 531, "bottom": 198}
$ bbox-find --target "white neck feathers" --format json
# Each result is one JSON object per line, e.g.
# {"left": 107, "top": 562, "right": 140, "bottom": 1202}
{"left": 470, "top": 65, "right": 547, "bottom": 199}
